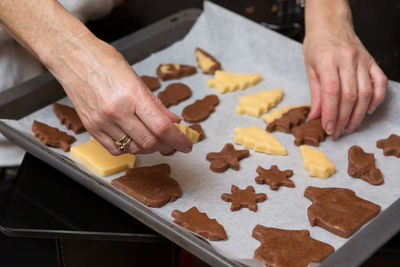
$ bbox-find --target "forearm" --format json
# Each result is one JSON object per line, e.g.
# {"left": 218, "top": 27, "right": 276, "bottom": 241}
{"left": 0, "top": 0, "right": 94, "bottom": 68}
{"left": 305, "top": 0, "right": 353, "bottom": 36}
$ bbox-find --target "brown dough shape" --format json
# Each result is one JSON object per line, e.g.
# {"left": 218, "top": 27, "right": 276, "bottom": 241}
{"left": 140, "top": 75, "right": 161, "bottom": 91}
{"left": 206, "top": 143, "right": 249, "bottom": 173}
{"left": 291, "top": 118, "right": 326, "bottom": 146}
{"left": 111, "top": 164, "right": 182, "bottom": 208}
{"left": 182, "top": 95, "right": 219, "bottom": 123}
{"left": 304, "top": 186, "right": 381, "bottom": 238}
{"left": 195, "top": 48, "right": 222, "bottom": 74}
{"left": 221, "top": 185, "right": 266, "bottom": 212}
{"left": 348, "top": 145, "right": 384, "bottom": 185}
{"left": 189, "top": 124, "right": 206, "bottom": 141}
{"left": 171, "top": 207, "right": 227, "bottom": 241}
{"left": 266, "top": 106, "right": 310, "bottom": 133}
{"left": 156, "top": 63, "right": 197, "bottom": 81}
{"left": 157, "top": 83, "right": 192, "bottom": 107}
{"left": 252, "top": 225, "right": 334, "bottom": 267}
{"left": 32, "top": 120, "right": 76, "bottom": 152}
{"left": 53, "top": 103, "right": 86, "bottom": 134}
{"left": 377, "top": 134, "right": 400, "bottom": 157}
{"left": 255, "top": 165, "right": 294, "bottom": 190}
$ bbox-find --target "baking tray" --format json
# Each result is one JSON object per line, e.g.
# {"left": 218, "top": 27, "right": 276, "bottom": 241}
{"left": 0, "top": 8, "right": 399, "bottom": 267}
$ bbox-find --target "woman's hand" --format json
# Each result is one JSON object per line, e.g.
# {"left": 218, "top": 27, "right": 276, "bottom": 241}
{"left": 303, "top": 0, "right": 388, "bottom": 139}
{"left": 0, "top": 0, "right": 193, "bottom": 155}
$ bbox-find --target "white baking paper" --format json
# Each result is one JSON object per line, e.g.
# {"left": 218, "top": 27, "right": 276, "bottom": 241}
{"left": 2, "top": 2, "right": 400, "bottom": 266}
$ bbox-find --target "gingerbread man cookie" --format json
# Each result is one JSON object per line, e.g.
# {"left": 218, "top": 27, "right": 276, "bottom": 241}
{"left": 377, "top": 134, "right": 400, "bottom": 157}
{"left": 182, "top": 95, "right": 219, "bottom": 123}
{"left": 158, "top": 83, "right": 192, "bottom": 107}
{"left": 206, "top": 143, "right": 249, "bottom": 173}
{"left": 140, "top": 75, "right": 161, "bottom": 91}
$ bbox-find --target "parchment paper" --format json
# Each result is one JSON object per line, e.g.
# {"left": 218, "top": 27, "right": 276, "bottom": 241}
{"left": 2, "top": 2, "right": 400, "bottom": 266}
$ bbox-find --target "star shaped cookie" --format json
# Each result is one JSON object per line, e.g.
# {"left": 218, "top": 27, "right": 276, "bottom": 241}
{"left": 206, "top": 143, "right": 249, "bottom": 173}
{"left": 376, "top": 134, "right": 400, "bottom": 157}
{"left": 221, "top": 185, "right": 267, "bottom": 212}
{"left": 255, "top": 165, "right": 294, "bottom": 190}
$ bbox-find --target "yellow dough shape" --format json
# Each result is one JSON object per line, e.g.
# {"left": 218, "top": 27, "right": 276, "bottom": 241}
{"left": 263, "top": 104, "right": 310, "bottom": 123}
{"left": 300, "top": 145, "right": 335, "bottom": 179}
{"left": 174, "top": 123, "right": 200, "bottom": 143}
{"left": 71, "top": 138, "right": 135, "bottom": 177}
{"left": 235, "top": 89, "right": 284, "bottom": 117}
{"left": 234, "top": 125, "right": 286, "bottom": 155}
{"left": 207, "top": 70, "right": 262, "bottom": 93}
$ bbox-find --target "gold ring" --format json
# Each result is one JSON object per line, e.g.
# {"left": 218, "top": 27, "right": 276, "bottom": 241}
{"left": 114, "top": 135, "right": 132, "bottom": 152}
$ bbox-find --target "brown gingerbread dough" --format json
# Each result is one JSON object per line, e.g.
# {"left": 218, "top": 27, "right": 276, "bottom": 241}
{"left": 252, "top": 225, "right": 334, "bottom": 267}
{"left": 157, "top": 83, "right": 192, "bottom": 107}
{"left": 189, "top": 124, "right": 206, "bottom": 141}
{"left": 255, "top": 165, "right": 294, "bottom": 190}
{"left": 266, "top": 106, "right": 310, "bottom": 133}
{"left": 182, "top": 95, "right": 219, "bottom": 123}
{"left": 53, "top": 102, "right": 86, "bottom": 134}
{"left": 140, "top": 75, "right": 161, "bottom": 91}
{"left": 32, "top": 120, "right": 76, "bottom": 152}
{"left": 377, "top": 134, "right": 400, "bottom": 157}
{"left": 291, "top": 118, "right": 326, "bottom": 146}
{"left": 111, "top": 164, "right": 182, "bottom": 208}
{"left": 171, "top": 207, "right": 227, "bottom": 241}
{"left": 304, "top": 186, "right": 381, "bottom": 238}
{"left": 348, "top": 145, "right": 384, "bottom": 185}
{"left": 206, "top": 143, "right": 249, "bottom": 173}
{"left": 221, "top": 185, "right": 266, "bottom": 212}
{"left": 195, "top": 48, "right": 222, "bottom": 74}
{"left": 156, "top": 63, "right": 196, "bottom": 81}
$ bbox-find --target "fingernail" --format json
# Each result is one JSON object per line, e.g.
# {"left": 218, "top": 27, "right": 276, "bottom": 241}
{"left": 331, "top": 132, "right": 340, "bottom": 140}
{"left": 182, "top": 145, "right": 192, "bottom": 153}
{"left": 326, "top": 122, "right": 334, "bottom": 135}
{"left": 346, "top": 124, "right": 356, "bottom": 133}
{"left": 367, "top": 108, "right": 375, "bottom": 115}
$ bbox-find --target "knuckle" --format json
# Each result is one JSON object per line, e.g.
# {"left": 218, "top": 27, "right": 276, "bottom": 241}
{"left": 343, "top": 89, "right": 357, "bottom": 102}
{"left": 322, "top": 81, "right": 340, "bottom": 96}
{"left": 101, "top": 101, "right": 119, "bottom": 118}
{"left": 359, "top": 87, "right": 373, "bottom": 99}
{"left": 153, "top": 119, "right": 170, "bottom": 136}
{"left": 342, "top": 46, "right": 357, "bottom": 63}
{"left": 141, "top": 136, "right": 158, "bottom": 150}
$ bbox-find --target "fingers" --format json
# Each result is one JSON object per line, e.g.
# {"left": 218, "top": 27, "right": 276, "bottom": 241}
{"left": 135, "top": 91, "right": 193, "bottom": 153}
{"left": 331, "top": 63, "right": 358, "bottom": 140}
{"left": 345, "top": 64, "right": 373, "bottom": 133}
{"left": 318, "top": 64, "right": 340, "bottom": 136}
{"left": 368, "top": 63, "right": 388, "bottom": 114}
{"left": 306, "top": 66, "right": 322, "bottom": 120}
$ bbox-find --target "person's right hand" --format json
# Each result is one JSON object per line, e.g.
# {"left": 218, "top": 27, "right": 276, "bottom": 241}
{"left": 49, "top": 34, "right": 193, "bottom": 155}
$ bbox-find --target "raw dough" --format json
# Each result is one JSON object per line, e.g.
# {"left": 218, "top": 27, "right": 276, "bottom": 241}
{"left": 207, "top": 70, "right": 262, "bottom": 93}
{"left": 174, "top": 123, "right": 200, "bottom": 143}
{"left": 263, "top": 105, "right": 310, "bottom": 123}
{"left": 235, "top": 89, "right": 283, "bottom": 117}
{"left": 300, "top": 145, "right": 335, "bottom": 179}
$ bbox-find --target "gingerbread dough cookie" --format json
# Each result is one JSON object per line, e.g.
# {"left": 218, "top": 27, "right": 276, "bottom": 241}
{"left": 300, "top": 145, "right": 335, "bottom": 179}
{"left": 305, "top": 186, "right": 381, "bottom": 238}
{"left": 171, "top": 207, "right": 227, "bottom": 241}
{"left": 53, "top": 102, "right": 86, "bottom": 134}
{"left": 140, "top": 75, "right": 161, "bottom": 91}
{"left": 348, "top": 145, "right": 383, "bottom": 185}
{"left": 252, "top": 225, "right": 334, "bottom": 267}
{"left": 195, "top": 48, "right": 221, "bottom": 74}
{"left": 182, "top": 95, "right": 219, "bottom": 123}
{"left": 32, "top": 120, "right": 76, "bottom": 152}
{"left": 158, "top": 83, "right": 192, "bottom": 107}
{"left": 221, "top": 185, "right": 266, "bottom": 212}
{"left": 263, "top": 105, "right": 310, "bottom": 123}
{"left": 266, "top": 106, "right": 310, "bottom": 133}
{"left": 377, "top": 134, "right": 400, "bottom": 157}
{"left": 111, "top": 164, "right": 182, "bottom": 208}
{"left": 71, "top": 138, "right": 135, "bottom": 176}
{"left": 189, "top": 124, "right": 206, "bottom": 141}
{"left": 206, "top": 143, "right": 249, "bottom": 173}
{"left": 156, "top": 63, "right": 196, "bottom": 81}
{"left": 255, "top": 165, "right": 294, "bottom": 190}
{"left": 236, "top": 89, "right": 284, "bottom": 117}
{"left": 234, "top": 125, "right": 287, "bottom": 155}
{"left": 291, "top": 118, "right": 326, "bottom": 146}
{"left": 207, "top": 70, "right": 262, "bottom": 93}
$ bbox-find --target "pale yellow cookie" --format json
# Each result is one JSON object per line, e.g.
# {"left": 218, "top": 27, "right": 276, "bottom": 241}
{"left": 300, "top": 145, "right": 335, "bottom": 179}
{"left": 174, "top": 123, "right": 200, "bottom": 143}
{"left": 71, "top": 138, "right": 135, "bottom": 177}
{"left": 207, "top": 70, "right": 262, "bottom": 93}
{"left": 234, "top": 125, "right": 286, "bottom": 155}
{"left": 235, "top": 89, "right": 284, "bottom": 117}
{"left": 263, "top": 105, "right": 310, "bottom": 123}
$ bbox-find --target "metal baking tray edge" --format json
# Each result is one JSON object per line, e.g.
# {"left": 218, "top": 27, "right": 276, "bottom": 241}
{"left": 1, "top": 7, "right": 399, "bottom": 267}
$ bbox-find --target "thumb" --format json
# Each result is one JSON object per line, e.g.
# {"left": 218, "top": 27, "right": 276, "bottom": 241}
{"left": 307, "top": 67, "right": 322, "bottom": 120}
